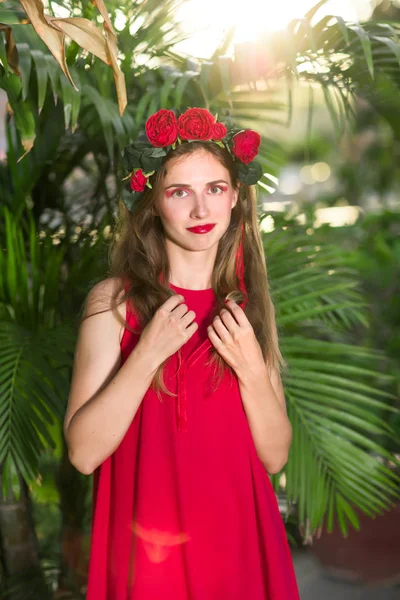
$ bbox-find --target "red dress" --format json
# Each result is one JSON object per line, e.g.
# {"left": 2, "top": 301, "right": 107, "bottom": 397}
{"left": 86, "top": 282, "right": 300, "bottom": 599}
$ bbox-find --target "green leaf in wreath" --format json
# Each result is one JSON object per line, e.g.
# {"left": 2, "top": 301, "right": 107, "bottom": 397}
{"left": 122, "top": 145, "right": 144, "bottom": 171}
{"left": 121, "top": 189, "right": 142, "bottom": 212}
{"left": 224, "top": 127, "right": 244, "bottom": 145}
{"left": 149, "top": 147, "right": 168, "bottom": 158}
{"left": 122, "top": 140, "right": 154, "bottom": 168}
{"left": 140, "top": 148, "right": 166, "bottom": 171}
{"left": 237, "top": 160, "right": 263, "bottom": 185}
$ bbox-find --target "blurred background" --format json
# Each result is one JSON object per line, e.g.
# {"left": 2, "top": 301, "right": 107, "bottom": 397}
{"left": 0, "top": 0, "right": 399, "bottom": 598}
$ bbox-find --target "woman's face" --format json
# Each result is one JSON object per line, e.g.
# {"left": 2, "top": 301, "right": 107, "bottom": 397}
{"left": 155, "top": 150, "right": 239, "bottom": 251}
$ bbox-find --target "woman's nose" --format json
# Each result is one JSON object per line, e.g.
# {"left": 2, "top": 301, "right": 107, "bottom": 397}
{"left": 191, "top": 196, "right": 209, "bottom": 218}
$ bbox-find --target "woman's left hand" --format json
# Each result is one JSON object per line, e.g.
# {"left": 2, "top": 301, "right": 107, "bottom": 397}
{"left": 207, "top": 299, "right": 264, "bottom": 375}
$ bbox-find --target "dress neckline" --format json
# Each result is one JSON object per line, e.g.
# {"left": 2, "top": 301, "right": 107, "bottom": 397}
{"left": 169, "top": 282, "right": 214, "bottom": 293}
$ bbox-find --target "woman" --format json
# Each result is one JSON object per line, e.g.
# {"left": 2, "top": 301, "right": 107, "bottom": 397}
{"left": 64, "top": 108, "right": 300, "bottom": 599}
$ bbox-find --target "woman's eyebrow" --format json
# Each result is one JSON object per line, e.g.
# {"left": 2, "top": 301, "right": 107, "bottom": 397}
{"left": 164, "top": 179, "right": 229, "bottom": 190}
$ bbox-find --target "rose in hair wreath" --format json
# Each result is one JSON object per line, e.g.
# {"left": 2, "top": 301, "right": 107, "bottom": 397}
{"left": 177, "top": 107, "right": 216, "bottom": 141}
{"left": 212, "top": 121, "right": 228, "bottom": 141}
{"left": 129, "top": 169, "right": 148, "bottom": 192}
{"left": 145, "top": 109, "right": 178, "bottom": 147}
{"left": 232, "top": 130, "right": 261, "bottom": 164}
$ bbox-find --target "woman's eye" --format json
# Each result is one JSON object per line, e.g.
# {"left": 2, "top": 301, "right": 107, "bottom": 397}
{"left": 172, "top": 189, "right": 188, "bottom": 198}
{"left": 209, "top": 185, "right": 224, "bottom": 194}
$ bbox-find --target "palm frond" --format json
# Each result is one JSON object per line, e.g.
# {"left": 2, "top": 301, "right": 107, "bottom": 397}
{"left": 0, "top": 321, "right": 72, "bottom": 494}
{"left": 266, "top": 224, "right": 400, "bottom": 535}
{"left": 0, "top": 208, "right": 77, "bottom": 496}
{"left": 216, "top": 11, "right": 400, "bottom": 141}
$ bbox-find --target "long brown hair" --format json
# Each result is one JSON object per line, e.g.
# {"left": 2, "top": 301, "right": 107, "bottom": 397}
{"left": 83, "top": 140, "right": 286, "bottom": 399}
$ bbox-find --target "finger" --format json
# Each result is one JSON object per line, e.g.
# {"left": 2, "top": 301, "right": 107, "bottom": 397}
{"left": 171, "top": 302, "right": 190, "bottom": 320}
{"left": 211, "top": 316, "right": 230, "bottom": 342}
{"left": 186, "top": 321, "right": 198, "bottom": 336}
{"left": 207, "top": 325, "right": 223, "bottom": 346}
{"left": 181, "top": 309, "right": 196, "bottom": 328}
{"left": 165, "top": 294, "right": 185, "bottom": 311}
{"left": 219, "top": 308, "right": 240, "bottom": 334}
{"left": 225, "top": 299, "right": 248, "bottom": 327}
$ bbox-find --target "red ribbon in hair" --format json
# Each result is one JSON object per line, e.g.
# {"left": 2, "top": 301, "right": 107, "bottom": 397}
{"left": 235, "top": 222, "right": 248, "bottom": 309}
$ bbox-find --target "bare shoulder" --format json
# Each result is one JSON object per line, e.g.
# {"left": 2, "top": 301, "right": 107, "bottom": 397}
{"left": 64, "top": 277, "right": 127, "bottom": 437}
{"left": 83, "top": 277, "right": 126, "bottom": 323}
{"left": 83, "top": 276, "right": 128, "bottom": 342}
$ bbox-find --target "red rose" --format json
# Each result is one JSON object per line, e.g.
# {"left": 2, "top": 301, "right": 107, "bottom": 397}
{"left": 145, "top": 109, "right": 178, "bottom": 147}
{"left": 232, "top": 130, "right": 261, "bottom": 164}
{"left": 212, "top": 122, "right": 227, "bottom": 140}
{"left": 178, "top": 108, "right": 215, "bottom": 141}
{"left": 130, "top": 169, "right": 147, "bottom": 192}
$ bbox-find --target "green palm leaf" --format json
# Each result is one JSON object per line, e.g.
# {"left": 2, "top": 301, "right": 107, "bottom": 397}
{"left": 0, "top": 321, "right": 71, "bottom": 494}
{"left": 266, "top": 223, "right": 400, "bottom": 536}
{"left": 0, "top": 209, "right": 76, "bottom": 497}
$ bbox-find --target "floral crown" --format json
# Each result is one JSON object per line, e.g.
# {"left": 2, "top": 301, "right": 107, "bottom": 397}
{"left": 121, "top": 107, "right": 263, "bottom": 211}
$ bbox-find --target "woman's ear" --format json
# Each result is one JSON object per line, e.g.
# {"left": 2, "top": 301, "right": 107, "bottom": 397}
{"left": 231, "top": 185, "right": 240, "bottom": 209}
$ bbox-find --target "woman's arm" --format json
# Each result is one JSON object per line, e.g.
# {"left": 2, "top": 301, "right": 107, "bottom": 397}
{"left": 236, "top": 361, "right": 292, "bottom": 475}
{"left": 64, "top": 278, "right": 159, "bottom": 475}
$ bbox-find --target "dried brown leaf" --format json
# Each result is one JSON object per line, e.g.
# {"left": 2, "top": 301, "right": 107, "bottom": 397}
{"left": 49, "top": 17, "right": 108, "bottom": 64}
{"left": 90, "top": 0, "right": 116, "bottom": 35}
{"left": 104, "top": 31, "right": 127, "bottom": 116}
{"left": 0, "top": 24, "right": 19, "bottom": 74}
{"left": 91, "top": 0, "right": 126, "bottom": 115}
{"left": 19, "top": 0, "right": 77, "bottom": 90}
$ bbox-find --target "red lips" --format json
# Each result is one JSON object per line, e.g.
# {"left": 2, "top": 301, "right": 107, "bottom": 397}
{"left": 187, "top": 224, "right": 216, "bottom": 234}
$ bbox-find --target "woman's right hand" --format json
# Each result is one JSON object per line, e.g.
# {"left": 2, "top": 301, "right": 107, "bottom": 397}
{"left": 138, "top": 294, "right": 198, "bottom": 367}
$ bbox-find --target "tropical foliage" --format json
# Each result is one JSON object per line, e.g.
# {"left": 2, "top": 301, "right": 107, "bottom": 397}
{"left": 265, "top": 212, "right": 399, "bottom": 538}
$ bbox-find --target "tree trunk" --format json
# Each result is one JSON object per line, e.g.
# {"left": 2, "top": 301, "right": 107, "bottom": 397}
{"left": 56, "top": 435, "right": 91, "bottom": 596}
{"left": 0, "top": 467, "right": 49, "bottom": 599}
